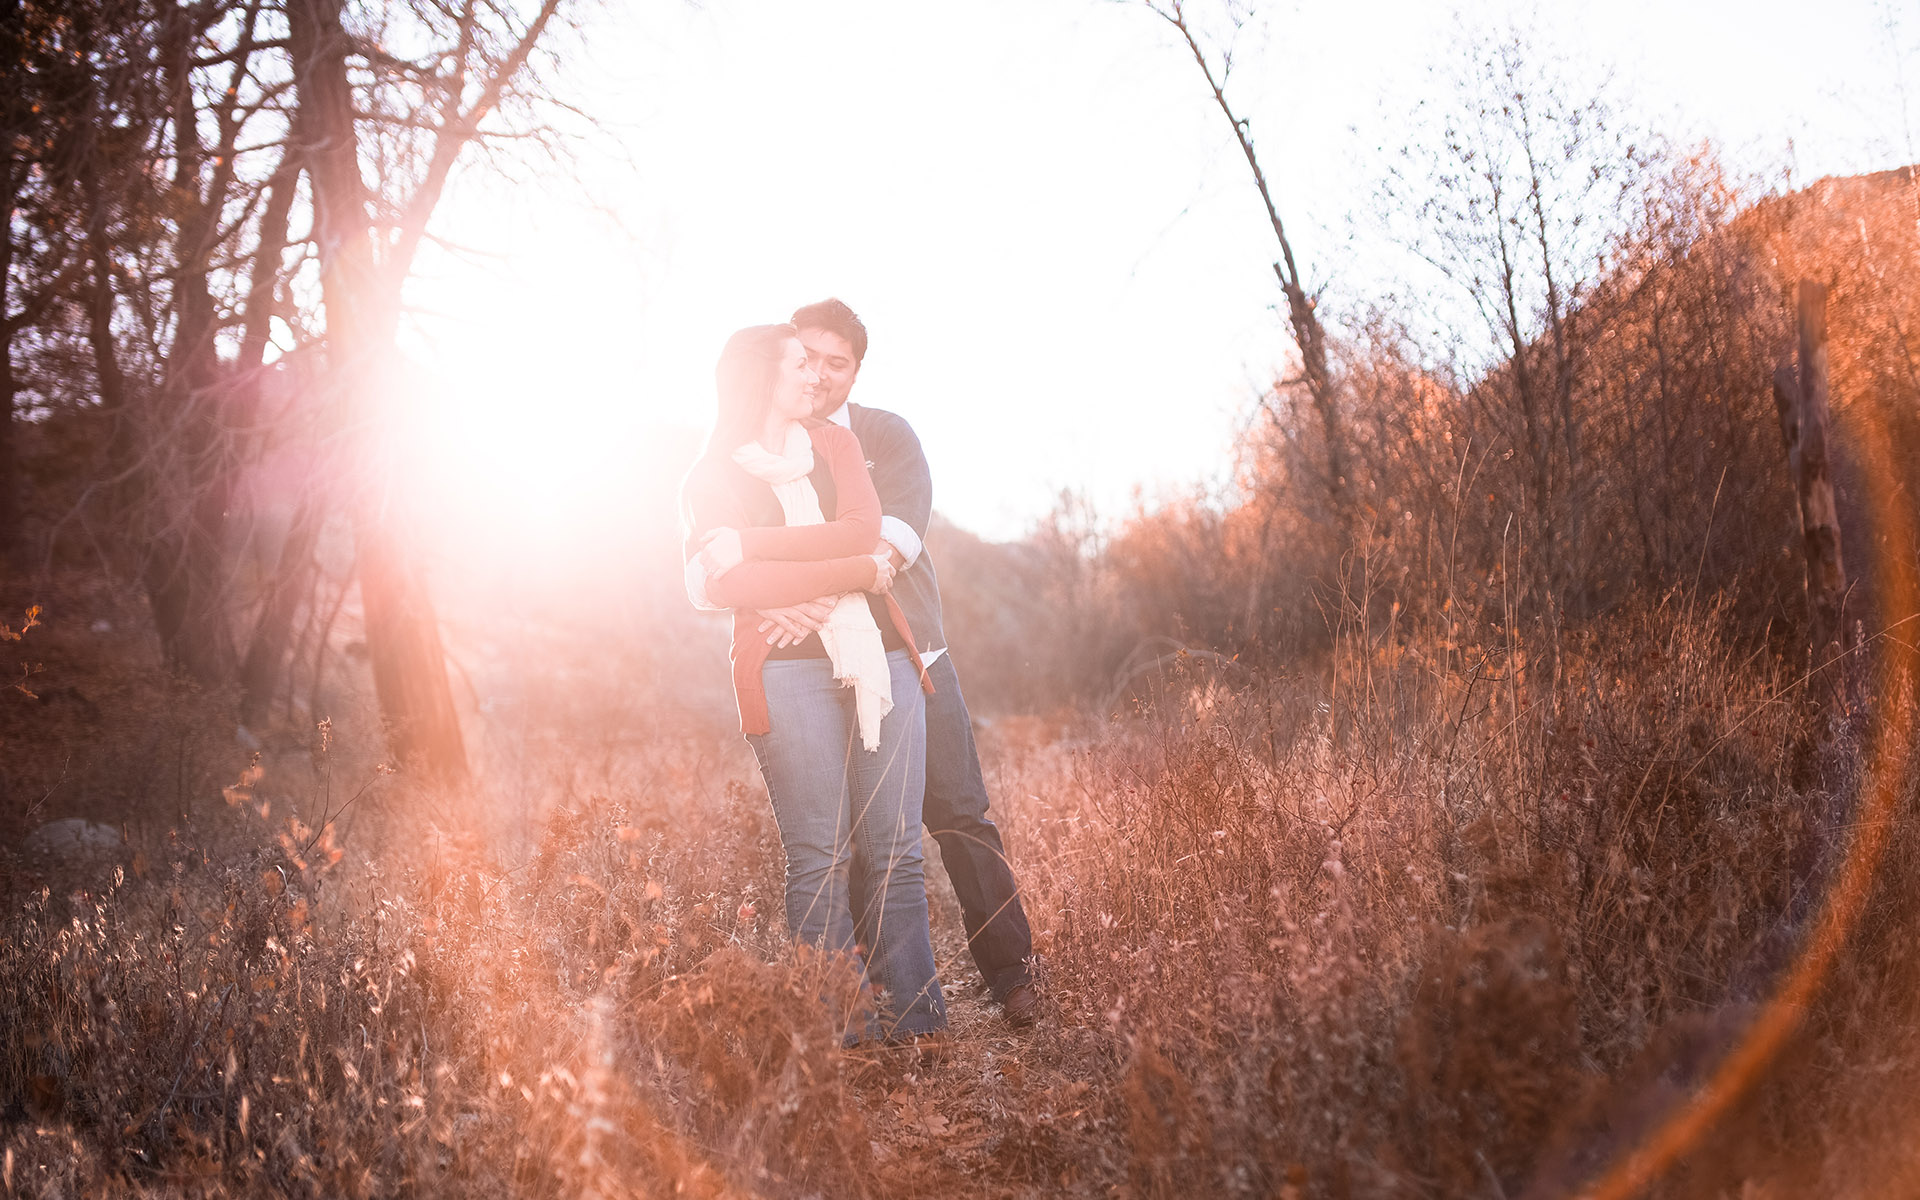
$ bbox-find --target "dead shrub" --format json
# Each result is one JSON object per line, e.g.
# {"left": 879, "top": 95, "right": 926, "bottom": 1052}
{"left": 630, "top": 946, "right": 872, "bottom": 1194}
{"left": 1395, "top": 915, "right": 1586, "bottom": 1195}
{"left": 1121, "top": 1037, "right": 1213, "bottom": 1198}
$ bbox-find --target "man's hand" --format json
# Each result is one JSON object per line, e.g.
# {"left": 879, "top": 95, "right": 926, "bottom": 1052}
{"left": 756, "top": 596, "right": 838, "bottom": 648}
{"left": 875, "top": 539, "right": 907, "bottom": 571}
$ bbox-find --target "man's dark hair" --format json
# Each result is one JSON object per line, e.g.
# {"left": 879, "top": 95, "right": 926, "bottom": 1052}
{"left": 791, "top": 298, "right": 868, "bottom": 363}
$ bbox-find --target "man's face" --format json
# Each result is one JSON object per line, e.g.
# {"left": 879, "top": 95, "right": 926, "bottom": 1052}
{"left": 799, "top": 327, "right": 861, "bottom": 417}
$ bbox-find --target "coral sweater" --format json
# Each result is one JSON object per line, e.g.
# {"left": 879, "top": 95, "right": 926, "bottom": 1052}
{"left": 681, "top": 423, "right": 932, "bottom": 735}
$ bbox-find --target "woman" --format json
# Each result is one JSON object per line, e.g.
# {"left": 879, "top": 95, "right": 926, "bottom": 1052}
{"left": 680, "top": 323, "right": 947, "bottom": 1043}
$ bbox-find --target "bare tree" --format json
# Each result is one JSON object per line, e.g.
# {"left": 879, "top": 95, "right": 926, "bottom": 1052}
{"left": 1377, "top": 26, "right": 1640, "bottom": 628}
{"left": 136, "top": 0, "right": 276, "bottom": 683}
{"left": 286, "top": 0, "right": 566, "bottom": 778}
{"left": 1144, "top": 0, "right": 1353, "bottom": 551}
{"left": 7, "top": 0, "right": 575, "bottom": 782}
{"left": 3, "top": 0, "right": 312, "bottom": 687}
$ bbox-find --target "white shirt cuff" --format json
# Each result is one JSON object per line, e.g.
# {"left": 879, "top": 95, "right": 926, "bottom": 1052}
{"left": 684, "top": 556, "right": 723, "bottom": 611}
{"left": 880, "top": 516, "right": 924, "bottom": 568}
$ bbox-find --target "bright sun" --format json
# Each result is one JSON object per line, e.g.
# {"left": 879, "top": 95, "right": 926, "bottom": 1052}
{"left": 403, "top": 285, "right": 701, "bottom": 594}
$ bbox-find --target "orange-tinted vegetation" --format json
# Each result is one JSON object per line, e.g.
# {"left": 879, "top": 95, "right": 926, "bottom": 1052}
{"left": 5, "top": 583, "right": 1918, "bottom": 1196}
{"left": 7, "top": 6, "right": 1920, "bottom": 1196}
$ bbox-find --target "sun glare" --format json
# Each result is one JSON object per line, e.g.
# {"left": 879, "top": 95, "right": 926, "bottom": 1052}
{"left": 406, "top": 292, "right": 698, "bottom": 600}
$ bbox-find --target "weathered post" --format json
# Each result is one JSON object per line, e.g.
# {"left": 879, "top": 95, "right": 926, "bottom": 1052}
{"left": 1771, "top": 281, "right": 1861, "bottom": 879}
{"left": 1771, "top": 280, "right": 1852, "bottom": 671}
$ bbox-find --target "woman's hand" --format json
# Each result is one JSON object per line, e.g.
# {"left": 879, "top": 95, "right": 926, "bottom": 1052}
{"left": 756, "top": 596, "right": 839, "bottom": 648}
{"left": 699, "top": 527, "right": 744, "bottom": 577}
{"left": 868, "top": 552, "right": 896, "bottom": 594}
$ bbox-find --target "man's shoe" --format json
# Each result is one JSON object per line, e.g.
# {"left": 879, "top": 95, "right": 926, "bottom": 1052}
{"left": 1002, "top": 983, "right": 1041, "bottom": 1029}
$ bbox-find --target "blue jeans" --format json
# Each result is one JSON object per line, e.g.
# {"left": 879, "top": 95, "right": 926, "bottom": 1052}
{"left": 849, "top": 653, "right": 1035, "bottom": 1001}
{"left": 747, "top": 650, "right": 947, "bottom": 1039}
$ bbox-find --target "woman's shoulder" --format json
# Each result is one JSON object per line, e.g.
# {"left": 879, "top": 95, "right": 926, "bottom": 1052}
{"left": 680, "top": 454, "right": 749, "bottom": 518}
{"left": 680, "top": 454, "right": 727, "bottom": 498}
{"left": 805, "top": 421, "right": 866, "bottom": 465}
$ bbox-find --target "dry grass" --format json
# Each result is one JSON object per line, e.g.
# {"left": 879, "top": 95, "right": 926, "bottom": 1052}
{"left": 999, "top": 602, "right": 1843, "bottom": 1196}
{"left": 4, "top": 586, "right": 1918, "bottom": 1198}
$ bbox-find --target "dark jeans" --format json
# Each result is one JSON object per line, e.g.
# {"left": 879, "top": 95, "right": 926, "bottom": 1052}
{"left": 849, "top": 653, "right": 1035, "bottom": 1001}
{"left": 747, "top": 651, "right": 947, "bottom": 1039}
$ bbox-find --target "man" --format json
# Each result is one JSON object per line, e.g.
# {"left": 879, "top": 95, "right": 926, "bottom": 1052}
{"left": 751, "top": 298, "right": 1040, "bottom": 1028}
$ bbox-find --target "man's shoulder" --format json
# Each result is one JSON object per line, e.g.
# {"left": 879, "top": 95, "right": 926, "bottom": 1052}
{"left": 847, "top": 403, "right": 919, "bottom": 443}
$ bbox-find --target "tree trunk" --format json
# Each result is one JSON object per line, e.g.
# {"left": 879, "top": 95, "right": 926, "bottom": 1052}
{"left": 1, "top": 152, "right": 18, "bottom": 563}
{"left": 1525, "top": 132, "right": 1585, "bottom": 620}
{"left": 132, "top": 5, "right": 240, "bottom": 684}
{"left": 1156, "top": 3, "right": 1353, "bottom": 550}
{"left": 239, "top": 490, "right": 324, "bottom": 727}
{"left": 81, "top": 145, "right": 134, "bottom": 510}
{"left": 238, "top": 133, "right": 301, "bottom": 375}
{"left": 234, "top": 136, "right": 309, "bottom": 727}
{"left": 1771, "top": 280, "right": 1851, "bottom": 666}
{"left": 1280, "top": 273, "right": 1352, "bottom": 538}
{"left": 287, "top": 0, "right": 467, "bottom": 779}
{"left": 1502, "top": 252, "right": 1562, "bottom": 631}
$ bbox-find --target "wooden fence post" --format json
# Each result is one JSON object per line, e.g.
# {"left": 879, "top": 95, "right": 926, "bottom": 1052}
{"left": 1771, "top": 280, "right": 1853, "bottom": 672}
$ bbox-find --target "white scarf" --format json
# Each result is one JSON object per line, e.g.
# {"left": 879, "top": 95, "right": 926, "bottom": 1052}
{"left": 731, "top": 425, "right": 892, "bottom": 751}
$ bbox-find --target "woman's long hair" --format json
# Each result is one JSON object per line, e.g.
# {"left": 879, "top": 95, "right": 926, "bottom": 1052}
{"left": 681, "top": 323, "right": 798, "bottom": 531}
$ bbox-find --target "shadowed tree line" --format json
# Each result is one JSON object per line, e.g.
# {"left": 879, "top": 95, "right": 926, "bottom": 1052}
{"left": 2, "top": 0, "right": 571, "bottom": 778}
{"left": 7, "top": 1, "right": 1916, "bottom": 764}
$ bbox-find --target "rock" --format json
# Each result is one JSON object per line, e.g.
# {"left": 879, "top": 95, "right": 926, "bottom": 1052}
{"left": 236, "top": 724, "right": 263, "bottom": 752}
{"left": 20, "top": 819, "right": 126, "bottom": 870}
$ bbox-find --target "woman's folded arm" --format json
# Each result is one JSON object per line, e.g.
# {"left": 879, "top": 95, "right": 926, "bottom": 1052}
{"left": 706, "top": 556, "right": 875, "bottom": 610}
{"left": 738, "top": 514, "right": 876, "bottom": 562}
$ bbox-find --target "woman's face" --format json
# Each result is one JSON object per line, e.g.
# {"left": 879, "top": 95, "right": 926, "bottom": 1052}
{"left": 768, "top": 337, "right": 819, "bottom": 423}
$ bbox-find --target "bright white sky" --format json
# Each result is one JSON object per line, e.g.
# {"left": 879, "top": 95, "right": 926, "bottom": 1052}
{"left": 406, "top": 0, "right": 1913, "bottom": 551}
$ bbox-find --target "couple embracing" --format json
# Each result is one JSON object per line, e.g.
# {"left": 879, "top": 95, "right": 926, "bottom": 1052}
{"left": 680, "top": 299, "right": 1037, "bottom": 1046}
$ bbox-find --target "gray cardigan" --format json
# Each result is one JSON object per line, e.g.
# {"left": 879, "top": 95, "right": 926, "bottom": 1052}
{"left": 847, "top": 402, "right": 948, "bottom": 656}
